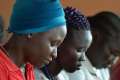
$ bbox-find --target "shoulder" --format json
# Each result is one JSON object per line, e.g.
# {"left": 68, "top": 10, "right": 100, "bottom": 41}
{"left": 0, "top": 48, "right": 10, "bottom": 79}
{"left": 0, "top": 62, "right": 8, "bottom": 80}
{"left": 111, "top": 60, "right": 120, "bottom": 80}
{"left": 57, "top": 70, "right": 69, "bottom": 80}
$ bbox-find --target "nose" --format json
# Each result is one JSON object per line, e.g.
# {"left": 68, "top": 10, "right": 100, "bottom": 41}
{"left": 78, "top": 52, "right": 86, "bottom": 61}
{"left": 81, "top": 52, "right": 86, "bottom": 61}
{"left": 109, "top": 55, "right": 119, "bottom": 64}
{"left": 52, "top": 48, "right": 57, "bottom": 59}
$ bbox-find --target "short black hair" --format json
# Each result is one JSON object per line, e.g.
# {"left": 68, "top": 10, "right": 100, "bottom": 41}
{"left": 64, "top": 7, "right": 90, "bottom": 31}
{"left": 88, "top": 11, "right": 120, "bottom": 37}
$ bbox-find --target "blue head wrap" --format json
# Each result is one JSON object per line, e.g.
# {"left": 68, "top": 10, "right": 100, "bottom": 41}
{"left": 8, "top": 0, "right": 66, "bottom": 34}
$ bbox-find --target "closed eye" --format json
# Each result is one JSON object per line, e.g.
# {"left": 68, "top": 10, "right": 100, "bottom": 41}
{"left": 51, "top": 40, "right": 62, "bottom": 47}
{"left": 77, "top": 47, "right": 86, "bottom": 52}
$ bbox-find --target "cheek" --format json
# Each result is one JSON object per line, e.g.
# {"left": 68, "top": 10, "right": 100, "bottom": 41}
{"left": 58, "top": 51, "right": 77, "bottom": 65}
{"left": 40, "top": 45, "right": 52, "bottom": 57}
{"left": 32, "top": 43, "right": 52, "bottom": 58}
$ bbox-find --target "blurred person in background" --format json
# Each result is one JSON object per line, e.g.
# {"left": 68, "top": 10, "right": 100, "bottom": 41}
{"left": 0, "top": 0, "right": 67, "bottom": 80}
{"left": 86, "top": 11, "right": 120, "bottom": 80}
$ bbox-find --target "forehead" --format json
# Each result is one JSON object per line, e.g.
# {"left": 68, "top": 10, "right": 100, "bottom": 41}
{"left": 43, "top": 25, "right": 67, "bottom": 40}
{"left": 37, "top": 25, "right": 67, "bottom": 40}
{"left": 72, "top": 30, "right": 92, "bottom": 48}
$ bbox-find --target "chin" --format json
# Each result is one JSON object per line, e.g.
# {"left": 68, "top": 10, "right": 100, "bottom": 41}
{"left": 64, "top": 67, "right": 78, "bottom": 73}
{"left": 94, "top": 64, "right": 107, "bottom": 69}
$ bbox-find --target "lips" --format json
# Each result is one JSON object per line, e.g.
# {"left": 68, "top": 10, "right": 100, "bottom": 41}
{"left": 77, "top": 61, "right": 81, "bottom": 66}
{"left": 44, "top": 57, "right": 53, "bottom": 64}
{"left": 75, "top": 61, "right": 81, "bottom": 70}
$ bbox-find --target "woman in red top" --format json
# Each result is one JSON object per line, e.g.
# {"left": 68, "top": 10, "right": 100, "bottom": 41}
{"left": 0, "top": 0, "right": 67, "bottom": 80}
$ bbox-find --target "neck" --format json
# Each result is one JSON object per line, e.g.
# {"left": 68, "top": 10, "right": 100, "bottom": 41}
{"left": 3, "top": 38, "right": 24, "bottom": 67}
{"left": 47, "top": 60, "right": 63, "bottom": 76}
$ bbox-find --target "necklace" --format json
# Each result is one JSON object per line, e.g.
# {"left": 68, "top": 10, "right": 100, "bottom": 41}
{"left": 20, "top": 64, "right": 26, "bottom": 80}
{"left": 42, "top": 65, "right": 56, "bottom": 80}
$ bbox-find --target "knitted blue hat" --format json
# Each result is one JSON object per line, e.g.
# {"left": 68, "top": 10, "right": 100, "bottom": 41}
{"left": 8, "top": 0, "right": 66, "bottom": 34}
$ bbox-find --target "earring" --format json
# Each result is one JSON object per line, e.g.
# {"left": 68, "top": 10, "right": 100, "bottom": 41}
{"left": 27, "top": 34, "right": 32, "bottom": 39}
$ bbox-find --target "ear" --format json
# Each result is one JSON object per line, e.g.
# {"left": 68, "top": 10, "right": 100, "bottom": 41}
{"left": 23, "top": 34, "right": 33, "bottom": 41}
{"left": 27, "top": 34, "right": 32, "bottom": 39}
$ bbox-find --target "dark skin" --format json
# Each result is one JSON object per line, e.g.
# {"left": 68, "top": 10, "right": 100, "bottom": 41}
{"left": 3, "top": 25, "right": 67, "bottom": 68}
{"left": 0, "top": 16, "right": 4, "bottom": 43}
{"left": 46, "top": 29, "right": 92, "bottom": 76}
{"left": 86, "top": 29, "right": 120, "bottom": 69}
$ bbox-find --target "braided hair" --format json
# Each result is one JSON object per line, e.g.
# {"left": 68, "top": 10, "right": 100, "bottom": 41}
{"left": 64, "top": 7, "right": 90, "bottom": 30}
{"left": 63, "top": 7, "right": 91, "bottom": 42}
